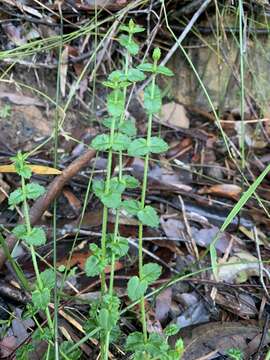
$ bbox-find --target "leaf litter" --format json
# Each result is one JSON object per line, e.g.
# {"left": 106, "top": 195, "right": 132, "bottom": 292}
{"left": 0, "top": 1, "right": 270, "bottom": 359}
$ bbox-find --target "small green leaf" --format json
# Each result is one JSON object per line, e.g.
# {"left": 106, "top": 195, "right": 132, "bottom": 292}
{"left": 126, "top": 68, "right": 145, "bottom": 82}
{"left": 152, "top": 47, "right": 161, "bottom": 61}
{"left": 147, "top": 332, "right": 169, "bottom": 353}
{"left": 32, "top": 288, "right": 50, "bottom": 310}
{"left": 105, "top": 70, "right": 131, "bottom": 88}
{"left": 107, "top": 90, "right": 125, "bottom": 116}
{"left": 18, "top": 165, "right": 32, "bottom": 179}
{"left": 85, "top": 254, "right": 105, "bottom": 277}
{"left": 137, "top": 63, "right": 154, "bottom": 73}
{"left": 12, "top": 224, "right": 27, "bottom": 238}
{"left": 25, "top": 183, "right": 45, "bottom": 200}
{"left": 40, "top": 269, "right": 55, "bottom": 290}
{"left": 122, "top": 175, "right": 139, "bottom": 188}
{"left": 141, "top": 263, "right": 161, "bottom": 283}
{"left": 16, "top": 343, "right": 34, "bottom": 360}
{"left": 108, "top": 70, "right": 125, "bottom": 82}
{"left": 126, "top": 332, "right": 145, "bottom": 352}
{"left": 127, "top": 276, "right": 147, "bottom": 301}
{"left": 131, "top": 24, "right": 145, "bottom": 33}
{"left": 118, "top": 35, "right": 139, "bottom": 55}
{"left": 110, "top": 177, "right": 126, "bottom": 194}
{"left": 167, "top": 349, "right": 182, "bottom": 360}
{"left": 128, "top": 19, "right": 145, "bottom": 33}
{"left": 122, "top": 199, "right": 141, "bottom": 215}
{"left": 58, "top": 265, "right": 66, "bottom": 272}
{"left": 102, "top": 117, "right": 120, "bottom": 129}
{"left": 149, "top": 137, "right": 168, "bottom": 154}
{"left": 102, "top": 81, "right": 118, "bottom": 89}
{"left": 93, "top": 179, "right": 123, "bottom": 208}
{"left": 98, "top": 308, "right": 110, "bottom": 331}
{"left": 32, "top": 327, "right": 52, "bottom": 341}
{"left": 128, "top": 138, "right": 148, "bottom": 157}
{"left": 101, "top": 191, "right": 122, "bottom": 209}
{"left": 175, "top": 338, "right": 185, "bottom": 355}
{"left": 107, "top": 235, "right": 129, "bottom": 258}
{"left": 60, "top": 341, "right": 82, "bottom": 360}
{"left": 137, "top": 206, "right": 159, "bottom": 228}
{"left": 91, "top": 134, "right": 110, "bottom": 151}
{"left": 157, "top": 65, "right": 174, "bottom": 76}
{"left": 120, "top": 20, "right": 145, "bottom": 34}
{"left": 11, "top": 151, "right": 32, "bottom": 179}
{"left": 8, "top": 188, "right": 24, "bottom": 207}
{"left": 164, "top": 324, "right": 180, "bottom": 337}
{"left": 112, "top": 133, "right": 131, "bottom": 151}
{"left": 22, "top": 227, "right": 46, "bottom": 246}
{"left": 92, "top": 180, "right": 105, "bottom": 198}
{"left": 144, "top": 84, "right": 162, "bottom": 114}
{"left": 119, "top": 119, "right": 137, "bottom": 137}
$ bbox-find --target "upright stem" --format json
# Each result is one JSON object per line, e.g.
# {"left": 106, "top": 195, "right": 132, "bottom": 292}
{"left": 138, "top": 76, "right": 156, "bottom": 343}
{"left": 105, "top": 49, "right": 130, "bottom": 360}
{"left": 21, "top": 176, "right": 54, "bottom": 332}
{"left": 108, "top": 54, "right": 129, "bottom": 296}
{"left": 239, "top": 0, "right": 245, "bottom": 169}
{"left": 100, "top": 148, "right": 113, "bottom": 295}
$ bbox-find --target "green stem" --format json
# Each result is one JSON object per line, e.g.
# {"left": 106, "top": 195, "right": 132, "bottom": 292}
{"left": 100, "top": 116, "right": 116, "bottom": 359}
{"left": 0, "top": 233, "right": 30, "bottom": 291}
{"left": 100, "top": 147, "right": 114, "bottom": 295}
{"left": 108, "top": 53, "right": 129, "bottom": 296}
{"left": 238, "top": 0, "right": 245, "bottom": 169}
{"left": 138, "top": 74, "right": 156, "bottom": 343}
{"left": 53, "top": 5, "right": 63, "bottom": 358}
{"left": 104, "top": 48, "right": 130, "bottom": 360}
{"left": 21, "top": 177, "right": 31, "bottom": 235}
{"left": 21, "top": 176, "right": 54, "bottom": 333}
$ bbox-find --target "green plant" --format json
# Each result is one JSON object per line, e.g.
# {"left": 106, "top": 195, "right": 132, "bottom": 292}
{"left": 85, "top": 19, "right": 180, "bottom": 360}
{"left": 226, "top": 348, "right": 243, "bottom": 360}
{"left": 2, "top": 18, "right": 184, "bottom": 360}
{"left": 8, "top": 152, "right": 53, "bottom": 325}
{"left": 6, "top": 152, "right": 58, "bottom": 358}
{"left": 0, "top": 104, "right": 11, "bottom": 118}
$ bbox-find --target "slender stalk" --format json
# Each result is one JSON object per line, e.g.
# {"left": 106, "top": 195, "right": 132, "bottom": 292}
{"left": 100, "top": 146, "right": 114, "bottom": 294}
{"left": 108, "top": 51, "right": 130, "bottom": 296}
{"left": 238, "top": 0, "right": 245, "bottom": 169}
{"left": 100, "top": 116, "right": 117, "bottom": 359}
{"left": 103, "top": 45, "right": 131, "bottom": 360}
{"left": 52, "top": 4, "right": 63, "bottom": 358}
{"left": 21, "top": 176, "right": 54, "bottom": 332}
{"left": 138, "top": 75, "right": 156, "bottom": 343}
{"left": 0, "top": 234, "right": 30, "bottom": 291}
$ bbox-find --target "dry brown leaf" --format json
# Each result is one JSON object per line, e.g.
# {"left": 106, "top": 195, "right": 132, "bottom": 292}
{"left": 0, "top": 92, "right": 44, "bottom": 106}
{"left": 198, "top": 183, "right": 242, "bottom": 200}
{"left": 57, "top": 250, "right": 123, "bottom": 273}
{"left": 0, "top": 336, "right": 17, "bottom": 358}
{"left": 0, "top": 164, "right": 61, "bottom": 175}
{"left": 171, "top": 321, "right": 270, "bottom": 360}
{"left": 155, "top": 288, "right": 172, "bottom": 322}
{"left": 63, "top": 189, "right": 81, "bottom": 213}
{"left": 60, "top": 46, "right": 69, "bottom": 97}
{"left": 218, "top": 251, "right": 260, "bottom": 284}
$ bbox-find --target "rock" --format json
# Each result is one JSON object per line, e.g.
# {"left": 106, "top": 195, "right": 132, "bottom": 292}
{"left": 161, "top": 102, "right": 190, "bottom": 129}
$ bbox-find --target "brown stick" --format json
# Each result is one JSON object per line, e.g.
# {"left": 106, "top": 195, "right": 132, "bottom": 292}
{"left": 0, "top": 149, "right": 96, "bottom": 269}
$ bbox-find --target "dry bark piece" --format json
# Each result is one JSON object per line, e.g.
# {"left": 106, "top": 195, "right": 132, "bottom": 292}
{"left": 170, "top": 321, "right": 270, "bottom": 360}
